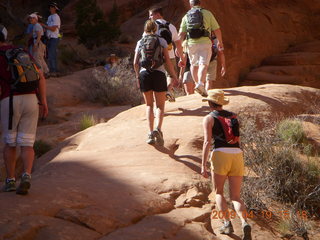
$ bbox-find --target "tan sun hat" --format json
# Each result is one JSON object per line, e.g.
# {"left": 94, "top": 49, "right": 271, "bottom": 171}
{"left": 202, "top": 89, "right": 229, "bottom": 105}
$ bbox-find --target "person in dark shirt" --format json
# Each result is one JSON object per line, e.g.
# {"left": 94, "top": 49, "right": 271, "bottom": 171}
{"left": 201, "top": 89, "right": 252, "bottom": 240}
{"left": 0, "top": 25, "right": 48, "bottom": 195}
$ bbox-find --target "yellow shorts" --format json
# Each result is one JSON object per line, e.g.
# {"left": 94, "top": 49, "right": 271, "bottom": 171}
{"left": 210, "top": 151, "right": 244, "bottom": 176}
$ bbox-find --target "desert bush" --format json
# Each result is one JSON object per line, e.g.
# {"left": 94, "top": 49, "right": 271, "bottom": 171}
{"left": 80, "top": 114, "right": 97, "bottom": 131}
{"left": 86, "top": 57, "right": 141, "bottom": 106}
{"left": 277, "top": 119, "right": 307, "bottom": 145}
{"left": 240, "top": 116, "right": 320, "bottom": 237}
{"left": 34, "top": 140, "right": 52, "bottom": 158}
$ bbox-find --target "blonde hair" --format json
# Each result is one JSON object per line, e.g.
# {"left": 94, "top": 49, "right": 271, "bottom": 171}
{"left": 144, "top": 20, "right": 157, "bottom": 34}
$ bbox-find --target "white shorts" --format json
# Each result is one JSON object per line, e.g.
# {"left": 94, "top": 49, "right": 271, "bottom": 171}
{"left": 206, "top": 59, "right": 217, "bottom": 82}
{"left": 187, "top": 43, "right": 212, "bottom": 67}
{"left": 1, "top": 94, "right": 39, "bottom": 147}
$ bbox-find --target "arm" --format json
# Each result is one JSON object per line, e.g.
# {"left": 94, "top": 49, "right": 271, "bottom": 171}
{"left": 201, "top": 115, "right": 213, "bottom": 178}
{"left": 174, "top": 39, "right": 185, "bottom": 67}
{"left": 35, "top": 30, "right": 41, "bottom": 47}
{"left": 41, "top": 23, "right": 59, "bottom": 32}
{"left": 133, "top": 50, "right": 140, "bottom": 89}
{"left": 178, "top": 32, "right": 187, "bottom": 43}
{"left": 38, "top": 71, "right": 48, "bottom": 118}
{"left": 218, "top": 49, "right": 226, "bottom": 77}
{"left": 163, "top": 47, "right": 178, "bottom": 80}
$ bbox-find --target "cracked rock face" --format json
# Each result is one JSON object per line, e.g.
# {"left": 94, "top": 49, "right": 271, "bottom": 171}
{"left": 1, "top": 84, "right": 319, "bottom": 240}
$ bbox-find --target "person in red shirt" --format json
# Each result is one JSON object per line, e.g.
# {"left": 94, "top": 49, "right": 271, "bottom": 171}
{"left": 0, "top": 25, "right": 48, "bottom": 195}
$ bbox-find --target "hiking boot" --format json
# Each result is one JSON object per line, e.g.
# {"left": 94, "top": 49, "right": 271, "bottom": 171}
{"left": 166, "top": 91, "right": 175, "bottom": 102}
{"left": 194, "top": 83, "right": 207, "bottom": 97}
{"left": 219, "top": 221, "right": 234, "bottom": 235}
{"left": 242, "top": 222, "right": 252, "bottom": 240}
{"left": 3, "top": 178, "right": 16, "bottom": 192}
{"left": 146, "top": 132, "right": 155, "bottom": 145}
{"left": 16, "top": 173, "right": 31, "bottom": 195}
{"left": 153, "top": 128, "right": 164, "bottom": 146}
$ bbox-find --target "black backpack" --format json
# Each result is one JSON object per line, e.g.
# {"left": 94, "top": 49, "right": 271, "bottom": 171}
{"left": 186, "top": 8, "right": 210, "bottom": 39}
{"left": 139, "top": 34, "right": 164, "bottom": 71}
{"left": 155, "top": 20, "right": 172, "bottom": 45}
{"left": 0, "top": 48, "right": 40, "bottom": 129}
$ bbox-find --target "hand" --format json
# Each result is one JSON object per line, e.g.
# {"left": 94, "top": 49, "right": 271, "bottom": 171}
{"left": 172, "top": 77, "right": 180, "bottom": 88}
{"left": 178, "top": 59, "right": 186, "bottom": 68}
{"left": 201, "top": 166, "right": 209, "bottom": 178}
{"left": 39, "top": 103, "right": 48, "bottom": 119}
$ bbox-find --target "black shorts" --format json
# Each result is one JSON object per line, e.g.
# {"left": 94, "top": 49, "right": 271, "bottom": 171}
{"left": 139, "top": 70, "right": 167, "bottom": 92}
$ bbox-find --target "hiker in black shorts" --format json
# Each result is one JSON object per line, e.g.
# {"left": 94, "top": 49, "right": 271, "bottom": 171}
{"left": 133, "top": 20, "right": 178, "bottom": 145}
{"left": 201, "top": 90, "right": 252, "bottom": 240}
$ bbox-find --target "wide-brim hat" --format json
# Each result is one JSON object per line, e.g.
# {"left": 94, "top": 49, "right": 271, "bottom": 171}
{"left": 202, "top": 89, "right": 229, "bottom": 105}
{"left": 49, "top": 2, "right": 60, "bottom": 10}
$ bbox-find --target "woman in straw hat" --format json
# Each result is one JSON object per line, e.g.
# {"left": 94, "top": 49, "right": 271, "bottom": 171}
{"left": 201, "top": 89, "right": 252, "bottom": 240}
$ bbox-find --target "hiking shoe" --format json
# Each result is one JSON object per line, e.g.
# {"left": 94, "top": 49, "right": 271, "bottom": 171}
{"left": 166, "top": 91, "right": 175, "bottom": 102}
{"left": 194, "top": 83, "right": 207, "bottom": 97}
{"left": 146, "top": 132, "right": 155, "bottom": 145}
{"left": 16, "top": 173, "right": 31, "bottom": 195}
{"left": 219, "top": 221, "right": 234, "bottom": 235}
{"left": 3, "top": 178, "right": 16, "bottom": 192}
{"left": 242, "top": 222, "right": 252, "bottom": 240}
{"left": 153, "top": 128, "right": 164, "bottom": 146}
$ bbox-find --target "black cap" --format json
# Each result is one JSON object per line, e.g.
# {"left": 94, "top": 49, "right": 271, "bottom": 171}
{"left": 49, "top": 2, "right": 60, "bottom": 11}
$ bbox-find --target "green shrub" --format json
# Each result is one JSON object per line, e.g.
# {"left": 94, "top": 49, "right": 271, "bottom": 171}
{"left": 34, "top": 140, "right": 52, "bottom": 158}
{"left": 85, "top": 57, "right": 141, "bottom": 106}
{"left": 277, "top": 119, "right": 307, "bottom": 145}
{"left": 80, "top": 114, "right": 96, "bottom": 131}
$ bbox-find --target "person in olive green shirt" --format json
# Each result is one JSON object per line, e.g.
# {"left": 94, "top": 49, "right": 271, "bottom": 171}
{"left": 179, "top": 0, "right": 225, "bottom": 96}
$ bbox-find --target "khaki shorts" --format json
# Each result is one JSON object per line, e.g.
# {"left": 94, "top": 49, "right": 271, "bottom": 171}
{"left": 210, "top": 151, "right": 244, "bottom": 176}
{"left": 1, "top": 94, "right": 39, "bottom": 147}
{"left": 187, "top": 43, "right": 212, "bottom": 66}
{"left": 164, "top": 58, "right": 178, "bottom": 78}
{"left": 206, "top": 59, "right": 217, "bottom": 82}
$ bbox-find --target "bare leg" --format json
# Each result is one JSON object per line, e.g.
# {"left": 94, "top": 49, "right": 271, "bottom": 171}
{"left": 214, "top": 172, "right": 229, "bottom": 221}
{"left": 142, "top": 91, "right": 154, "bottom": 133}
{"left": 153, "top": 91, "right": 166, "bottom": 130}
{"left": 206, "top": 80, "right": 214, "bottom": 92}
{"left": 198, "top": 64, "right": 209, "bottom": 86}
{"left": 184, "top": 81, "right": 195, "bottom": 95}
{"left": 190, "top": 65, "right": 199, "bottom": 85}
{"left": 228, "top": 176, "right": 248, "bottom": 225}
{"left": 4, "top": 145, "right": 17, "bottom": 179}
{"left": 21, "top": 146, "right": 35, "bottom": 175}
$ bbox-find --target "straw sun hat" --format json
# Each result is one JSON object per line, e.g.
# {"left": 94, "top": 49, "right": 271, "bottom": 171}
{"left": 202, "top": 89, "right": 229, "bottom": 105}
